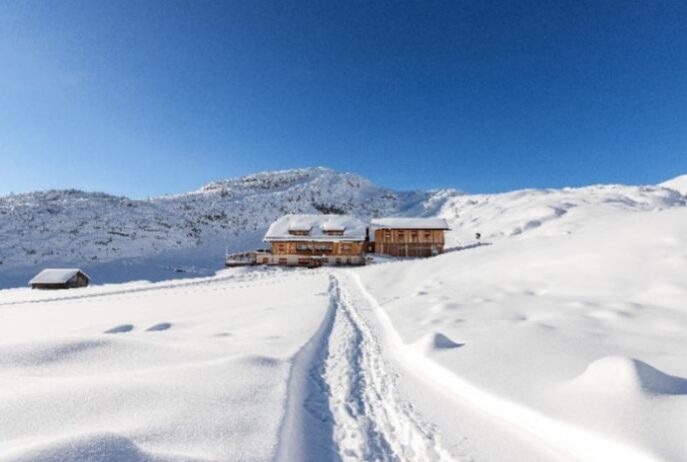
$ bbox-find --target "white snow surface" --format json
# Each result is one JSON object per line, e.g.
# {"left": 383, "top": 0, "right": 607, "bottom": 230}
{"left": 264, "top": 214, "right": 367, "bottom": 242}
{"left": 2, "top": 169, "right": 687, "bottom": 461}
{"left": 660, "top": 174, "right": 687, "bottom": 196}
{"left": 0, "top": 268, "right": 332, "bottom": 462}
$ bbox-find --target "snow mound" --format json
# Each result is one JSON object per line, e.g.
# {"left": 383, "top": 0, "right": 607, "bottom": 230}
{"left": 414, "top": 332, "right": 464, "bottom": 352}
{"left": 573, "top": 356, "right": 687, "bottom": 396}
{"left": 0, "top": 339, "right": 110, "bottom": 368}
{"left": 0, "top": 432, "right": 202, "bottom": 462}
{"left": 660, "top": 174, "right": 687, "bottom": 196}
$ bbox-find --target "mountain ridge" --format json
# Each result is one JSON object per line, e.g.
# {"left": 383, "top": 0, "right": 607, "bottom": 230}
{"left": 1, "top": 167, "right": 685, "bottom": 289}
{"left": 0, "top": 167, "right": 459, "bottom": 287}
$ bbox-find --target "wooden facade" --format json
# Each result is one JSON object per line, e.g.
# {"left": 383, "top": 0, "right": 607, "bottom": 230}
{"left": 270, "top": 241, "right": 364, "bottom": 256}
{"left": 265, "top": 240, "right": 366, "bottom": 267}
{"left": 374, "top": 228, "right": 445, "bottom": 257}
{"left": 258, "top": 214, "right": 448, "bottom": 267}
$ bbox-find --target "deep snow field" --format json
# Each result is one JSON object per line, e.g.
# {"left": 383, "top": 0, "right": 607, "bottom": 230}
{"left": 1, "top": 178, "right": 686, "bottom": 461}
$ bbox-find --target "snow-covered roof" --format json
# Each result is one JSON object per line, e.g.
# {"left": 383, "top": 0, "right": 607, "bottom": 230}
{"left": 321, "top": 223, "right": 346, "bottom": 231}
{"left": 370, "top": 217, "right": 450, "bottom": 230}
{"left": 29, "top": 268, "right": 89, "bottom": 285}
{"left": 264, "top": 214, "right": 366, "bottom": 242}
{"left": 288, "top": 223, "right": 313, "bottom": 232}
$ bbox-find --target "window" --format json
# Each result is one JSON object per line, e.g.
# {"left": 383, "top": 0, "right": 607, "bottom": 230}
{"left": 384, "top": 231, "right": 391, "bottom": 240}
{"left": 314, "top": 244, "right": 333, "bottom": 252}
{"left": 335, "top": 258, "right": 342, "bottom": 265}
{"left": 261, "top": 258, "right": 268, "bottom": 264}
{"left": 341, "top": 244, "right": 352, "bottom": 252}
{"left": 296, "top": 244, "right": 311, "bottom": 251}
{"left": 411, "top": 231, "right": 418, "bottom": 243}
{"left": 398, "top": 231, "right": 405, "bottom": 240}
{"left": 289, "top": 229, "right": 310, "bottom": 236}
{"left": 277, "top": 244, "right": 285, "bottom": 253}
{"left": 323, "top": 229, "right": 344, "bottom": 236}
{"left": 278, "top": 258, "right": 288, "bottom": 265}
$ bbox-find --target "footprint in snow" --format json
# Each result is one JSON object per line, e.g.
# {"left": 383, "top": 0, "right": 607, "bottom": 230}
{"left": 104, "top": 324, "right": 134, "bottom": 334}
{"left": 146, "top": 322, "right": 172, "bottom": 332}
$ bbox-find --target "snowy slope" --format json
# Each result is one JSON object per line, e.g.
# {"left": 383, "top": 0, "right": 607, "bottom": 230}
{"left": 357, "top": 206, "right": 687, "bottom": 461}
{"left": 1, "top": 174, "right": 687, "bottom": 461}
{"left": 0, "top": 268, "right": 332, "bottom": 461}
{"left": 660, "top": 174, "right": 687, "bottom": 196}
{"left": 0, "top": 168, "right": 458, "bottom": 288}
{"left": 437, "top": 183, "right": 685, "bottom": 247}
{"left": 3, "top": 167, "right": 686, "bottom": 290}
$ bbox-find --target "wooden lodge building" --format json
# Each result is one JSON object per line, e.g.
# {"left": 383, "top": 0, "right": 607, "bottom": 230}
{"left": 260, "top": 214, "right": 368, "bottom": 267}
{"left": 370, "top": 218, "right": 450, "bottom": 257}
{"left": 29, "top": 268, "right": 90, "bottom": 289}
{"left": 224, "top": 214, "right": 450, "bottom": 268}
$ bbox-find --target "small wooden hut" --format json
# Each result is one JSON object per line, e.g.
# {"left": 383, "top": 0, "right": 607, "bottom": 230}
{"left": 29, "top": 268, "right": 90, "bottom": 289}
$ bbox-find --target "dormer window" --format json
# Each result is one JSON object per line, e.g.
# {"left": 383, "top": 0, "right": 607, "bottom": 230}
{"left": 288, "top": 224, "right": 312, "bottom": 236}
{"left": 322, "top": 225, "right": 345, "bottom": 236}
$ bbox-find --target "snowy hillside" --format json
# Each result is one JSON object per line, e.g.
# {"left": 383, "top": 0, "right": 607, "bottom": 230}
{"left": 437, "top": 183, "right": 685, "bottom": 247}
{"left": 1, "top": 172, "right": 687, "bottom": 461}
{"left": 1, "top": 205, "right": 686, "bottom": 461}
{"left": 2, "top": 168, "right": 685, "bottom": 289}
{"left": 660, "top": 174, "right": 687, "bottom": 196}
{"left": 0, "top": 168, "right": 457, "bottom": 288}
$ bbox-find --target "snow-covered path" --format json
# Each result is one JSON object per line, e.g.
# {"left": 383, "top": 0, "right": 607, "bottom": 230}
{"left": 278, "top": 273, "right": 454, "bottom": 462}
{"left": 278, "top": 267, "right": 670, "bottom": 462}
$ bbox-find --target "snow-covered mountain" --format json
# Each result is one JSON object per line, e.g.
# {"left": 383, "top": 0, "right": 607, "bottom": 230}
{"left": 1, "top": 171, "right": 687, "bottom": 461}
{"left": 0, "top": 167, "right": 458, "bottom": 287}
{"left": 660, "top": 174, "right": 687, "bottom": 196}
{"left": 1, "top": 168, "right": 685, "bottom": 289}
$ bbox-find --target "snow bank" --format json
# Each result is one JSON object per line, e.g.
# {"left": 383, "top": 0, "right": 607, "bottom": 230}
{"left": 572, "top": 356, "right": 687, "bottom": 397}
{"left": 0, "top": 432, "right": 204, "bottom": 462}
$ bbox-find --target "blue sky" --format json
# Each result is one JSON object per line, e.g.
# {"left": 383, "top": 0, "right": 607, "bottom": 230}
{"left": 1, "top": 0, "right": 686, "bottom": 197}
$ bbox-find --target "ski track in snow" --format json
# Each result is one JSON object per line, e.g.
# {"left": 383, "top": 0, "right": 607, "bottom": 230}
{"left": 280, "top": 273, "right": 456, "bottom": 462}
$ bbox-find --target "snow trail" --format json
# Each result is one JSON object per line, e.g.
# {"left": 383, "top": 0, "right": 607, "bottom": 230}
{"left": 278, "top": 274, "right": 455, "bottom": 462}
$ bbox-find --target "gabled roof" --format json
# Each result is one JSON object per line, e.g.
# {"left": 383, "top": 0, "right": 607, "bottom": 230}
{"left": 265, "top": 214, "right": 366, "bottom": 242}
{"left": 370, "top": 217, "right": 450, "bottom": 230}
{"left": 29, "top": 268, "right": 90, "bottom": 285}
